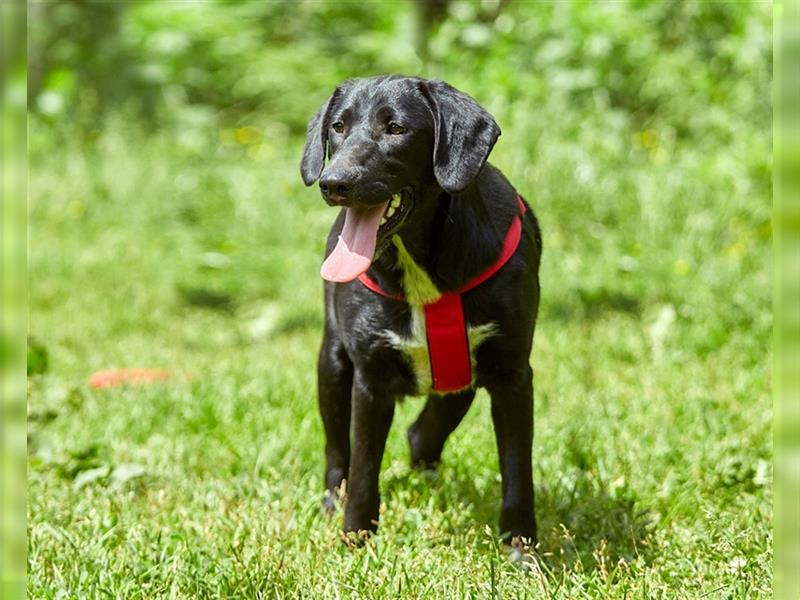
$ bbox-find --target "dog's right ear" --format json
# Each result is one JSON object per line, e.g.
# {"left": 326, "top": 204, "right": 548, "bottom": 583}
{"left": 300, "top": 87, "right": 342, "bottom": 186}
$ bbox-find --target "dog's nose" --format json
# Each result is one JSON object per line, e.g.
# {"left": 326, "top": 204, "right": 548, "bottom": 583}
{"left": 319, "top": 174, "right": 352, "bottom": 205}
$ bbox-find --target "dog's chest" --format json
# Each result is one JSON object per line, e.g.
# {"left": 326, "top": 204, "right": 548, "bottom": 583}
{"left": 382, "top": 305, "right": 496, "bottom": 393}
{"left": 372, "top": 235, "right": 498, "bottom": 393}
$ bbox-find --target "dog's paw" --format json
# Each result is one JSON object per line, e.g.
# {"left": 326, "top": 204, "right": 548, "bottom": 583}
{"left": 505, "top": 535, "right": 539, "bottom": 570}
{"left": 340, "top": 527, "right": 374, "bottom": 549}
{"left": 322, "top": 492, "right": 339, "bottom": 515}
{"left": 410, "top": 456, "right": 441, "bottom": 472}
{"left": 322, "top": 481, "right": 347, "bottom": 515}
{"left": 407, "top": 427, "right": 443, "bottom": 470}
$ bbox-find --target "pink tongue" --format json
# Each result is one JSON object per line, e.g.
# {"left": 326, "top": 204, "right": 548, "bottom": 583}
{"left": 320, "top": 201, "right": 389, "bottom": 282}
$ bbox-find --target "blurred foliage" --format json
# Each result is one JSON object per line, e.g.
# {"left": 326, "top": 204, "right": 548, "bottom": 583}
{"left": 27, "top": 0, "right": 772, "bottom": 357}
{"left": 26, "top": 337, "right": 49, "bottom": 376}
{"left": 30, "top": 0, "right": 770, "bottom": 140}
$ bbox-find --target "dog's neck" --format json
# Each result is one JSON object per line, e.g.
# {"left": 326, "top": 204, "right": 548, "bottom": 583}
{"left": 370, "top": 163, "right": 519, "bottom": 298}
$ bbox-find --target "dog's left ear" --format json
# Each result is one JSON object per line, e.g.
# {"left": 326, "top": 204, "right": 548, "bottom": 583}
{"left": 300, "top": 87, "right": 341, "bottom": 186}
{"left": 419, "top": 80, "right": 501, "bottom": 193}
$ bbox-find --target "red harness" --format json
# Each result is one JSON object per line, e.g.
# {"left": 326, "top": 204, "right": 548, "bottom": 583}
{"left": 358, "top": 197, "right": 528, "bottom": 393}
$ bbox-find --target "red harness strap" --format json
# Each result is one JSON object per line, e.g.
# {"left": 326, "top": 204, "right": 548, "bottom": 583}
{"left": 423, "top": 292, "right": 470, "bottom": 391}
{"left": 358, "top": 197, "right": 527, "bottom": 393}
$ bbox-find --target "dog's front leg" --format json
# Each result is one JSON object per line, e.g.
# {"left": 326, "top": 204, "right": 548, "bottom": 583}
{"left": 318, "top": 331, "right": 353, "bottom": 512}
{"left": 486, "top": 364, "right": 537, "bottom": 543}
{"left": 344, "top": 372, "right": 395, "bottom": 535}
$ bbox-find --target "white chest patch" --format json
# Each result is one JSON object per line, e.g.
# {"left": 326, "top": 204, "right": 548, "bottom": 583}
{"left": 382, "top": 306, "right": 497, "bottom": 394}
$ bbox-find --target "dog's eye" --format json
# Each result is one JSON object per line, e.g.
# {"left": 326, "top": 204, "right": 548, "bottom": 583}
{"left": 388, "top": 123, "right": 406, "bottom": 135}
{"left": 332, "top": 122, "right": 345, "bottom": 134}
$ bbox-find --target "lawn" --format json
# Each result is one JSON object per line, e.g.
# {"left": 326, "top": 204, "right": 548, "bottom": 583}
{"left": 28, "top": 2, "right": 772, "bottom": 598}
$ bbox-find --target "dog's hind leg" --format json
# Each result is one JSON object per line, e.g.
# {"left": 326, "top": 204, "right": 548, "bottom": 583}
{"left": 318, "top": 330, "right": 353, "bottom": 513}
{"left": 407, "top": 389, "right": 475, "bottom": 470}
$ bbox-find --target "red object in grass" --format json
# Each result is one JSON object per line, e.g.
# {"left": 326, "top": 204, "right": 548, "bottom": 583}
{"left": 89, "top": 368, "right": 173, "bottom": 389}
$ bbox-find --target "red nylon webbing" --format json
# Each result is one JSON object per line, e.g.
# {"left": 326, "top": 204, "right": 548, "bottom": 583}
{"left": 423, "top": 292, "right": 471, "bottom": 392}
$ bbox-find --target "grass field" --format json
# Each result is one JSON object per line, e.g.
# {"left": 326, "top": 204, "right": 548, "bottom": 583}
{"left": 27, "top": 2, "right": 772, "bottom": 596}
{"left": 27, "top": 107, "right": 771, "bottom": 597}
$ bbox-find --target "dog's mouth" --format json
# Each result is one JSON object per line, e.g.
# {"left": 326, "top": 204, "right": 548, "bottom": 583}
{"left": 320, "top": 187, "right": 413, "bottom": 283}
{"left": 378, "top": 188, "right": 413, "bottom": 237}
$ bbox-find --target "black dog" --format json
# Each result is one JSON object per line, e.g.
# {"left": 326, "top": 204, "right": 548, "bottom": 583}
{"left": 300, "top": 75, "right": 542, "bottom": 543}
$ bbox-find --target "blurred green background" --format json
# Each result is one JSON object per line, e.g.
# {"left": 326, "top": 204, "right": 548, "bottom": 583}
{"left": 28, "top": 1, "right": 772, "bottom": 597}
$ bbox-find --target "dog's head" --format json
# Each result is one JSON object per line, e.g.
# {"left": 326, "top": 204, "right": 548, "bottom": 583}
{"left": 300, "top": 75, "right": 500, "bottom": 282}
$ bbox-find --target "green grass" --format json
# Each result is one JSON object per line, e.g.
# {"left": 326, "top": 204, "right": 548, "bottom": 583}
{"left": 27, "top": 101, "right": 771, "bottom": 597}
{"left": 28, "top": 0, "right": 772, "bottom": 599}
{"left": 27, "top": 2, "right": 772, "bottom": 591}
